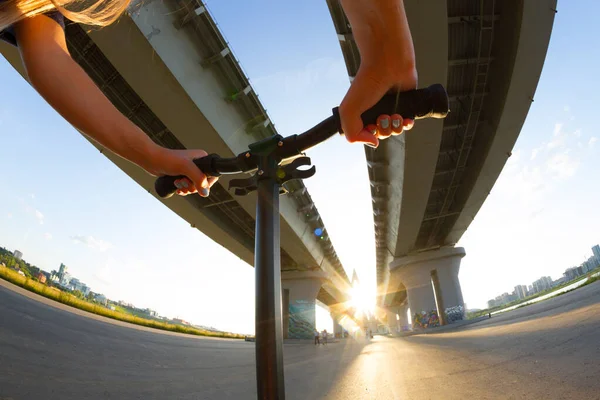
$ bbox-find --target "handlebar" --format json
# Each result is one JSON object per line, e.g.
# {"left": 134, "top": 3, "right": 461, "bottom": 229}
{"left": 155, "top": 83, "right": 449, "bottom": 199}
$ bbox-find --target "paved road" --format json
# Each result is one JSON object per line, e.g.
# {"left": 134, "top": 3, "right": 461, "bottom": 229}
{"left": 1, "top": 279, "right": 600, "bottom": 399}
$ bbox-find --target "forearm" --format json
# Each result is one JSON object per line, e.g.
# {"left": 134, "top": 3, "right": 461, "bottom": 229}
{"left": 15, "top": 16, "right": 161, "bottom": 173}
{"left": 28, "top": 50, "right": 160, "bottom": 171}
{"left": 339, "top": 0, "right": 415, "bottom": 67}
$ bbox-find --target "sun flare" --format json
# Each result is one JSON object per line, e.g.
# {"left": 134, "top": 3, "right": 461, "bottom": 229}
{"left": 349, "top": 284, "right": 375, "bottom": 316}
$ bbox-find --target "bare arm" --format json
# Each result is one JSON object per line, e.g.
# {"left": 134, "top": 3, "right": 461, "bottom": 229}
{"left": 14, "top": 15, "right": 214, "bottom": 196}
{"left": 339, "top": 0, "right": 418, "bottom": 147}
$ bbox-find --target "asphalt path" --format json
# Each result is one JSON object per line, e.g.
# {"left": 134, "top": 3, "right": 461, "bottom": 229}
{"left": 1, "top": 278, "right": 600, "bottom": 399}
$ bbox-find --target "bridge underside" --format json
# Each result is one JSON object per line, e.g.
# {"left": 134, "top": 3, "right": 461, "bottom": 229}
{"left": 1, "top": 0, "right": 352, "bottom": 306}
{"left": 326, "top": 0, "right": 556, "bottom": 309}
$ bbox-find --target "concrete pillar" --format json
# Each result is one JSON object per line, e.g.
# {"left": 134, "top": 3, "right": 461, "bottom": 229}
{"left": 386, "top": 310, "right": 399, "bottom": 334}
{"left": 390, "top": 247, "right": 466, "bottom": 327}
{"left": 281, "top": 271, "right": 327, "bottom": 339}
{"left": 397, "top": 304, "right": 409, "bottom": 331}
{"left": 331, "top": 313, "right": 344, "bottom": 338}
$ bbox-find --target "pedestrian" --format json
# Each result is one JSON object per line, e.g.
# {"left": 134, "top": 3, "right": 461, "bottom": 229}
{"left": 321, "top": 329, "right": 328, "bottom": 345}
{"left": 314, "top": 329, "right": 320, "bottom": 345}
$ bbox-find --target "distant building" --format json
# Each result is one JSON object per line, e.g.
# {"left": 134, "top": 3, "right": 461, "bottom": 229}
{"left": 60, "top": 272, "right": 72, "bottom": 287}
{"left": 532, "top": 276, "right": 553, "bottom": 293}
{"left": 592, "top": 245, "right": 600, "bottom": 261}
{"left": 13, "top": 250, "right": 23, "bottom": 260}
{"left": 144, "top": 308, "right": 158, "bottom": 317}
{"left": 564, "top": 266, "right": 584, "bottom": 282}
{"left": 57, "top": 263, "right": 68, "bottom": 282}
{"left": 95, "top": 294, "right": 108, "bottom": 306}
{"left": 37, "top": 272, "right": 47, "bottom": 284}
{"left": 514, "top": 285, "right": 528, "bottom": 300}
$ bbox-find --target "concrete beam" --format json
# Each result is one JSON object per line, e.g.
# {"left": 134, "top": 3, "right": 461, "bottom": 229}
{"left": 392, "top": 0, "right": 448, "bottom": 259}
{"left": 446, "top": 0, "right": 557, "bottom": 244}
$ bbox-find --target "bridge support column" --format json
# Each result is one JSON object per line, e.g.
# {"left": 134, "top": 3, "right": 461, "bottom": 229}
{"left": 281, "top": 271, "right": 327, "bottom": 339}
{"left": 390, "top": 247, "right": 466, "bottom": 328}
{"left": 331, "top": 313, "right": 344, "bottom": 338}
{"left": 386, "top": 310, "right": 399, "bottom": 334}
{"left": 387, "top": 304, "right": 409, "bottom": 333}
{"left": 397, "top": 304, "right": 410, "bottom": 331}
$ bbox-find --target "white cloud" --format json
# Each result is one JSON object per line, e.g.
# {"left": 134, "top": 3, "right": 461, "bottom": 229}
{"left": 553, "top": 122, "right": 563, "bottom": 137}
{"left": 251, "top": 57, "right": 347, "bottom": 97}
{"left": 44, "top": 233, "right": 53, "bottom": 240}
{"left": 546, "top": 150, "right": 580, "bottom": 179}
{"left": 70, "top": 235, "right": 112, "bottom": 252}
{"left": 589, "top": 137, "right": 597, "bottom": 148}
{"left": 34, "top": 210, "right": 44, "bottom": 225}
{"left": 530, "top": 148, "right": 539, "bottom": 160}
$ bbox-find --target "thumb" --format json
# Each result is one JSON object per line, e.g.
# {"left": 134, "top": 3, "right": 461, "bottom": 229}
{"left": 339, "top": 68, "right": 390, "bottom": 147}
{"left": 182, "top": 149, "right": 209, "bottom": 194}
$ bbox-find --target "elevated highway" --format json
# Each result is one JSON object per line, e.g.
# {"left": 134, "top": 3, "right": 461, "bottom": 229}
{"left": 326, "top": 0, "right": 557, "bottom": 322}
{"left": 0, "top": 0, "right": 352, "bottom": 338}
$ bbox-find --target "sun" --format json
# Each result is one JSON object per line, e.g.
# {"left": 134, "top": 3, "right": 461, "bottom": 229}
{"left": 349, "top": 283, "right": 374, "bottom": 316}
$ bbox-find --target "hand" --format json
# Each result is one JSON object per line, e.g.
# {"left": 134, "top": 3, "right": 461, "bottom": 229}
{"left": 340, "top": 66, "right": 418, "bottom": 148}
{"left": 339, "top": 0, "right": 418, "bottom": 148}
{"left": 148, "top": 148, "right": 219, "bottom": 198}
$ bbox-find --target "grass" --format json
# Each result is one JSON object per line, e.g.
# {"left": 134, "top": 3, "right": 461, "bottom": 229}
{"left": 0, "top": 265, "right": 244, "bottom": 339}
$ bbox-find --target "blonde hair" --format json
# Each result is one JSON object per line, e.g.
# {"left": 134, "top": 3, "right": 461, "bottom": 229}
{"left": 0, "top": 0, "right": 130, "bottom": 32}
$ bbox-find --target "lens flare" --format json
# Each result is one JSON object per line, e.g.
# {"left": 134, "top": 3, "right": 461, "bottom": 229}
{"left": 314, "top": 228, "right": 323, "bottom": 236}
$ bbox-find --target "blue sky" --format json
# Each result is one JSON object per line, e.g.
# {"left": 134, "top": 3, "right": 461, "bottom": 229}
{"left": 1, "top": 1, "right": 598, "bottom": 333}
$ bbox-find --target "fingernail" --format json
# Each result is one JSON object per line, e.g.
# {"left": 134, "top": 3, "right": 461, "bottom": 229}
{"left": 174, "top": 181, "right": 182, "bottom": 189}
{"left": 370, "top": 128, "right": 377, "bottom": 135}
{"left": 380, "top": 119, "right": 389, "bottom": 129}
{"left": 200, "top": 188, "right": 209, "bottom": 197}
{"left": 181, "top": 181, "right": 189, "bottom": 189}
{"left": 392, "top": 119, "right": 400, "bottom": 129}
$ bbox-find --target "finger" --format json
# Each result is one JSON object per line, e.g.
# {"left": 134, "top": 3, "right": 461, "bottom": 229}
{"left": 366, "top": 124, "right": 378, "bottom": 137}
{"left": 184, "top": 165, "right": 209, "bottom": 197}
{"left": 339, "top": 69, "right": 389, "bottom": 147}
{"left": 391, "top": 114, "right": 404, "bottom": 134}
{"left": 207, "top": 176, "right": 219, "bottom": 188}
{"left": 403, "top": 118, "right": 415, "bottom": 131}
{"left": 377, "top": 115, "right": 392, "bottom": 139}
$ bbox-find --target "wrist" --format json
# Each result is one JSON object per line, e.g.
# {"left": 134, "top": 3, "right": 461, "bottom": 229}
{"left": 341, "top": 0, "right": 415, "bottom": 68}
{"left": 120, "top": 125, "right": 165, "bottom": 175}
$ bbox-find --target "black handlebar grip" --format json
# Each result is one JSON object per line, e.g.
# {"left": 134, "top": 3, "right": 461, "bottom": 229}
{"left": 154, "top": 154, "right": 222, "bottom": 199}
{"left": 334, "top": 83, "right": 449, "bottom": 133}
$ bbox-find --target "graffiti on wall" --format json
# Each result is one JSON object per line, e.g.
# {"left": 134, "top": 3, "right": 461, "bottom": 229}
{"left": 412, "top": 310, "right": 440, "bottom": 329}
{"left": 288, "top": 302, "right": 315, "bottom": 339}
{"left": 444, "top": 305, "right": 464, "bottom": 323}
{"left": 412, "top": 305, "right": 465, "bottom": 329}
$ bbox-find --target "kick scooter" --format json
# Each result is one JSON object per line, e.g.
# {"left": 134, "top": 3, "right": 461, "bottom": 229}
{"left": 155, "top": 84, "right": 449, "bottom": 399}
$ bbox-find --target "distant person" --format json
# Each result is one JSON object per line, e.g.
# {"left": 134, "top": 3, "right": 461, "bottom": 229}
{"left": 321, "top": 329, "right": 328, "bottom": 345}
{"left": 314, "top": 329, "right": 320, "bottom": 345}
{"left": 0, "top": 0, "right": 417, "bottom": 197}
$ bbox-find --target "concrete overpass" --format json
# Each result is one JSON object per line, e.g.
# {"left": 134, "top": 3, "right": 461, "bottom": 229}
{"left": 0, "top": 0, "right": 352, "bottom": 338}
{"left": 326, "top": 0, "right": 557, "bottom": 326}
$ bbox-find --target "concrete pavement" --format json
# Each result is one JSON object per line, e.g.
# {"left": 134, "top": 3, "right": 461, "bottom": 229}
{"left": 1, "top": 279, "right": 600, "bottom": 399}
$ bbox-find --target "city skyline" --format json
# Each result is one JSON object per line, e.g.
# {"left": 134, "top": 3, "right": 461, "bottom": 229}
{"left": 486, "top": 243, "right": 600, "bottom": 309}
{"left": 1, "top": 2, "right": 600, "bottom": 334}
